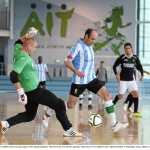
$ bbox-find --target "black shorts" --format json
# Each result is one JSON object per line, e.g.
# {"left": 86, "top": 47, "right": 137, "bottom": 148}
{"left": 70, "top": 78, "right": 105, "bottom": 97}
{"left": 39, "top": 81, "right": 46, "bottom": 86}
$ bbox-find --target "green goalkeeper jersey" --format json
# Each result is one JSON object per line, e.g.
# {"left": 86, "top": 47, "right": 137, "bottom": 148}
{"left": 13, "top": 44, "right": 39, "bottom": 92}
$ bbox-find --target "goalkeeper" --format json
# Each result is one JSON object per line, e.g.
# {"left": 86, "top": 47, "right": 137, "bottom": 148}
{"left": 0, "top": 27, "right": 82, "bottom": 137}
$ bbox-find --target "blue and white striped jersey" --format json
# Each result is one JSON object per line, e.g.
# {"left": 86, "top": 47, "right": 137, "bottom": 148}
{"left": 65, "top": 38, "right": 96, "bottom": 84}
{"left": 35, "top": 63, "right": 48, "bottom": 82}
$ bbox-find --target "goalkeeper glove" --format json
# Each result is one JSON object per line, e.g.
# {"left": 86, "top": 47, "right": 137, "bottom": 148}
{"left": 25, "top": 27, "right": 38, "bottom": 38}
{"left": 17, "top": 88, "right": 27, "bottom": 105}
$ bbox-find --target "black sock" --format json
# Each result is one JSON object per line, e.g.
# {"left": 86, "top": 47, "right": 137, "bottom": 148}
{"left": 113, "top": 95, "right": 119, "bottom": 105}
{"left": 124, "top": 93, "right": 132, "bottom": 104}
{"left": 133, "top": 97, "right": 138, "bottom": 113}
{"left": 127, "top": 96, "right": 134, "bottom": 109}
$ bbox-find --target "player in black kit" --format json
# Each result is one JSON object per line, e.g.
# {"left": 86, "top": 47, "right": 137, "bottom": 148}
{"left": 112, "top": 42, "right": 144, "bottom": 117}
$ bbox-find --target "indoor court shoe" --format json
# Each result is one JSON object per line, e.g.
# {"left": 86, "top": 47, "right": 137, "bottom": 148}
{"left": 0, "top": 121, "right": 8, "bottom": 135}
{"left": 134, "top": 117, "right": 141, "bottom": 122}
{"left": 112, "top": 122, "right": 129, "bottom": 132}
{"left": 42, "top": 110, "right": 50, "bottom": 128}
{"left": 134, "top": 112, "right": 142, "bottom": 117}
{"left": 63, "top": 128, "right": 83, "bottom": 137}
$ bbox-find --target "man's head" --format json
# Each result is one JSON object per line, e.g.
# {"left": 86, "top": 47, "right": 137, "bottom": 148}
{"left": 100, "top": 61, "right": 104, "bottom": 68}
{"left": 83, "top": 28, "right": 98, "bottom": 46}
{"left": 38, "top": 56, "right": 42, "bottom": 63}
{"left": 22, "top": 37, "right": 37, "bottom": 55}
{"left": 124, "top": 42, "right": 132, "bottom": 56}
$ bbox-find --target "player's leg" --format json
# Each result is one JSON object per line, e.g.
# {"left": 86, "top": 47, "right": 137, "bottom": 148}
{"left": 126, "top": 97, "right": 134, "bottom": 113}
{"left": 0, "top": 100, "right": 39, "bottom": 135}
{"left": 66, "top": 83, "right": 86, "bottom": 109}
{"left": 88, "top": 90, "right": 93, "bottom": 109}
{"left": 87, "top": 78, "right": 129, "bottom": 132}
{"left": 123, "top": 93, "right": 132, "bottom": 111}
{"left": 128, "top": 81, "right": 142, "bottom": 117}
{"left": 113, "top": 81, "right": 127, "bottom": 105}
{"left": 36, "top": 87, "right": 83, "bottom": 136}
{"left": 79, "top": 93, "right": 83, "bottom": 108}
{"left": 39, "top": 81, "right": 51, "bottom": 127}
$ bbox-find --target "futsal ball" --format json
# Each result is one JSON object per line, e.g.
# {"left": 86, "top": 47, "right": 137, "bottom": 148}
{"left": 88, "top": 113, "right": 102, "bottom": 127}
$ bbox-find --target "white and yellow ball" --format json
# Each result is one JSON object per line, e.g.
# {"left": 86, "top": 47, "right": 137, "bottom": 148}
{"left": 88, "top": 113, "right": 102, "bottom": 127}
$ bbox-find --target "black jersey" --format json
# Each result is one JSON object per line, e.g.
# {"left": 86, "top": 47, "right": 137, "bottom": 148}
{"left": 113, "top": 54, "right": 143, "bottom": 81}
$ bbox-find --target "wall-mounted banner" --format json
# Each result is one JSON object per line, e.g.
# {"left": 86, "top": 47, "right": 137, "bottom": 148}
{"left": 7, "top": 0, "right": 136, "bottom": 65}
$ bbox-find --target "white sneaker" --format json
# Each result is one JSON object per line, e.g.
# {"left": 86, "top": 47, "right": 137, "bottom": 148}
{"left": 42, "top": 110, "right": 50, "bottom": 128}
{"left": 123, "top": 103, "right": 128, "bottom": 111}
{"left": 63, "top": 128, "right": 83, "bottom": 137}
{"left": 0, "top": 121, "right": 9, "bottom": 135}
{"left": 112, "top": 122, "right": 129, "bottom": 132}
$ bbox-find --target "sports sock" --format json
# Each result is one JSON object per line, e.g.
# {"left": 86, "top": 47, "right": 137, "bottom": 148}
{"left": 133, "top": 97, "right": 138, "bottom": 113}
{"left": 124, "top": 93, "right": 132, "bottom": 104}
{"left": 88, "top": 94, "right": 92, "bottom": 105}
{"left": 127, "top": 96, "right": 134, "bottom": 109}
{"left": 104, "top": 100, "right": 116, "bottom": 126}
{"left": 113, "top": 95, "right": 119, "bottom": 105}
{"left": 3, "top": 121, "right": 10, "bottom": 128}
{"left": 79, "top": 94, "right": 83, "bottom": 104}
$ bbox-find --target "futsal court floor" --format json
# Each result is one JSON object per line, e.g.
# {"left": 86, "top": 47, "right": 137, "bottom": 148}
{"left": 0, "top": 92, "right": 150, "bottom": 145}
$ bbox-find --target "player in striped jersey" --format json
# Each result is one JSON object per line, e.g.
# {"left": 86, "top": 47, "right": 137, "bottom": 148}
{"left": 64, "top": 28, "right": 129, "bottom": 132}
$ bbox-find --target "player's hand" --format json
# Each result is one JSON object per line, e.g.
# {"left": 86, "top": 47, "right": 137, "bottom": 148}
{"left": 76, "top": 70, "right": 85, "bottom": 78}
{"left": 115, "top": 74, "right": 120, "bottom": 81}
{"left": 17, "top": 88, "right": 27, "bottom": 105}
{"left": 26, "top": 27, "right": 38, "bottom": 38}
{"left": 140, "top": 76, "right": 144, "bottom": 81}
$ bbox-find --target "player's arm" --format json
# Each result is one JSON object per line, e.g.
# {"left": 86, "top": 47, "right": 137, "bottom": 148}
{"left": 136, "top": 57, "right": 144, "bottom": 81}
{"left": 14, "top": 27, "right": 38, "bottom": 50}
{"left": 46, "top": 72, "right": 52, "bottom": 81}
{"left": 105, "top": 69, "right": 108, "bottom": 83}
{"left": 64, "top": 46, "right": 85, "bottom": 78}
{"left": 143, "top": 70, "right": 150, "bottom": 75}
{"left": 64, "top": 61, "right": 85, "bottom": 78}
{"left": 113, "top": 57, "right": 121, "bottom": 81}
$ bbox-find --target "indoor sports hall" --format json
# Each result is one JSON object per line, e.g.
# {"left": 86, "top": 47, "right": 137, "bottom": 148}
{"left": 0, "top": 0, "right": 150, "bottom": 146}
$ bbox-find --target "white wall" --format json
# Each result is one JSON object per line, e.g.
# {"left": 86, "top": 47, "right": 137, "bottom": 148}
{"left": 6, "top": 0, "right": 137, "bottom": 76}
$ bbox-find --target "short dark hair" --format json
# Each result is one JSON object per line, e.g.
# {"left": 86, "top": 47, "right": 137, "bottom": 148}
{"left": 100, "top": 61, "right": 104, "bottom": 63}
{"left": 124, "top": 42, "right": 132, "bottom": 48}
{"left": 84, "top": 28, "right": 97, "bottom": 38}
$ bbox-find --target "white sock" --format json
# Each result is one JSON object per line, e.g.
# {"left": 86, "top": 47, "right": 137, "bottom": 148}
{"left": 98, "top": 98, "right": 101, "bottom": 104}
{"left": 3, "top": 121, "right": 10, "bottom": 128}
{"left": 104, "top": 100, "right": 116, "bottom": 126}
{"left": 88, "top": 94, "right": 92, "bottom": 105}
{"left": 79, "top": 94, "right": 83, "bottom": 104}
{"left": 66, "top": 127, "right": 73, "bottom": 132}
{"left": 46, "top": 109, "right": 55, "bottom": 116}
{"left": 43, "top": 106, "right": 47, "bottom": 111}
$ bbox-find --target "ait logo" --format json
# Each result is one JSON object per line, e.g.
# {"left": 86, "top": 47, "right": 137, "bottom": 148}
{"left": 20, "top": 3, "right": 74, "bottom": 38}
{"left": 132, "top": 59, "right": 135, "bottom": 63}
